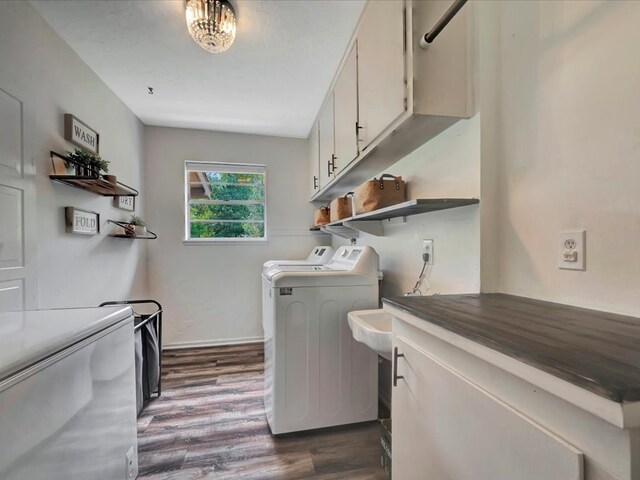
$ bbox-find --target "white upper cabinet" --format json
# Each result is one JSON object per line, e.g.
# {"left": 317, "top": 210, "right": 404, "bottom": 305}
{"left": 412, "top": 0, "right": 475, "bottom": 118}
{"left": 357, "top": 0, "right": 406, "bottom": 150}
{"left": 318, "top": 95, "right": 335, "bottom": 189}
{"left": 308, "top": 121, "right": 320, "bottom": 197}
{"left": 308, "top": 0, "right": 476, "bottom": 202}
{"left": 333, "top": 43, "right": 359, "bottom": 175}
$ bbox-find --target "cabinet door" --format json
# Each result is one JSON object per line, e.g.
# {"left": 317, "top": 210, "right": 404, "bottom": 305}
{"left": 318, "top": 95, "right": 335, "bottom": 188}
{"left": 333, "top": 43, "right": 358, "bottom": 174}
{"left": 392, "top": 335, "right": 583, "bottom": 480}
{"left": 308, "top": 120, "right": 320, "bottom": 197}
{"left": 357, "top": 0, "right": 406, "bottom": 150}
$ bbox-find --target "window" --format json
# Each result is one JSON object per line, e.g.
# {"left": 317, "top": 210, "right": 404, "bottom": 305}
{"left": 185, "top": 161, "right": 266, "bottom": 241}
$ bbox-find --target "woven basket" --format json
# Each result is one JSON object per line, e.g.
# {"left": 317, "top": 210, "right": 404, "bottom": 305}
{"left": 330, "top": 192, "right": 354, "bottom": 222}
{"left": 354, "top": 174, "right": 405, "bottom": 214}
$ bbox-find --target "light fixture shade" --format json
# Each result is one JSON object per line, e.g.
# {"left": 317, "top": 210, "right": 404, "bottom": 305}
{"left": 185, "top": 0, "right": 236, "bottom": 53}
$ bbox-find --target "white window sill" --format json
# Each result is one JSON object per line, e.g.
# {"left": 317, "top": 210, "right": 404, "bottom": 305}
{"left": 183, "top": 238, "right": 268, "bottom": 245}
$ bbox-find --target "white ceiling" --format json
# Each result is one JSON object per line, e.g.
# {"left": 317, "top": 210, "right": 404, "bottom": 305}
{"left": 30, "top": 0, "right": 366, "bottom": 138}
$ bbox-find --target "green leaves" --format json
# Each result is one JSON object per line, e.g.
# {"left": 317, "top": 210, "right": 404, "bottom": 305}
{"left": 188, "top": 171, "right": 266, "bottom": 239}
{"left": 190, "top": 222, "right": 264, "bottom": 239}
{"left": 67, "top": 148, "right": 110, "bottom": 173}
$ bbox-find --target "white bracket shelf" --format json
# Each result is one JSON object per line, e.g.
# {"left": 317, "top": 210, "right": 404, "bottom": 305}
{"left": 311, "top": 198, "right": 479, "bottom": 239}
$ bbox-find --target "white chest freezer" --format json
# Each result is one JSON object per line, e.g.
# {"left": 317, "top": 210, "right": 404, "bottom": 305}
{"left": 0, "top": 307, "right": 138, "bottom": 480}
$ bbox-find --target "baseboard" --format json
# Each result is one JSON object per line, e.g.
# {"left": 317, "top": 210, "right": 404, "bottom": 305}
{"left": 163, "top": 336, "right": 263, "bottom": 350}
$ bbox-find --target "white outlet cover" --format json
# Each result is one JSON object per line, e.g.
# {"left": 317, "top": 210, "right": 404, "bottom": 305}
{"left": 559, "top": 230, "right": 586, "bottom": 271}
{"left": 422, "top": 239, "right": 434, "bottom": 265}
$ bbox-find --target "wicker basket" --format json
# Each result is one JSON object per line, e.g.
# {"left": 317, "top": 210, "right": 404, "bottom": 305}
{"left": 354, "top": 174, "right": 405, "bottom": 214}
{"left": 313, "top": 206, "right": 331, "bottom": 226}
{"left": 330, "top": 192, "right": 354, "bottom": 222}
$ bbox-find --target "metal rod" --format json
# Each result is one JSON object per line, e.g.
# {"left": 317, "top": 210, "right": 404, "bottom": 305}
{"left": 420, "top": 0, "right": 468, "bottom": 49}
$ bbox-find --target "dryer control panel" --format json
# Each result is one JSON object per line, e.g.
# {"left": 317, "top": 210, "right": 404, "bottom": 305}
{"left": 325, "top": 246, "right": 379, "bottom": 275}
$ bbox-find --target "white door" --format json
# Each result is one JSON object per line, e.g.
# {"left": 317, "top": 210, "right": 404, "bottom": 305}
{"left": 357, "top": 0, "right": 406, "bottom": 150}
{"left": 318, "top": 95, "right": 335, "bottom": 189}
{"left": 333, "top": 43, "right": 358, "bottom": 174}
{"left": 0, "top": 87, "right": 37, "bottom": 312}
{"left": 392, "top": 335, "right": 583, "bottom": 480}
{"left": 308, "top": 120, "right": 320, "bottom": 198}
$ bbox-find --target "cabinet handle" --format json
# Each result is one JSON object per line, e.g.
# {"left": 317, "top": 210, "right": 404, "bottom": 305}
{"left": 327, "top": 159, "right": 332, "bottom": 177}
{"left": 393, "top": 346, "right": 405, "bottom": 387}
{"left": 356, "top": 122, "right": 364, "bottom": 142}
{"left": 330, "top": 154, "right": 337, "bottom": 173}
{"left": 313, "top": 176, "right": 318, "bottom": 189}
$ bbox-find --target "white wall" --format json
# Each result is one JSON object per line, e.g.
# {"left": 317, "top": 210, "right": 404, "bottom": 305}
{"left": 0, "top": 1, "right": 147, "bottom": 309}
{"left": 333, "top": 116, "right": 481, "bottom": 298}
{"left": 494, "top": 0, "right": 640, "bottom": 316}
{"left": 145, "top": 126, "right": 326, "bottom": 347}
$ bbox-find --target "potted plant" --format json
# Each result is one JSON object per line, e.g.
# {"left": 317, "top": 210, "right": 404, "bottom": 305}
{"left": 67, "top": 149, "right": 111, "bottom": 179}
{"left": 128, "top": 215, "right": 147, "bottom": 236}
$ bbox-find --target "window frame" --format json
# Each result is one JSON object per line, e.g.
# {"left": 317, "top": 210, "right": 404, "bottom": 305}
{"left": 183, "top": 160, "right": 268, "bottom": 244}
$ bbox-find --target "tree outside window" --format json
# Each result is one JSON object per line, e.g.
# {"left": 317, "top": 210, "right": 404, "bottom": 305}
{"left": 185, "top": 162, "right": 266, "bottom": 241}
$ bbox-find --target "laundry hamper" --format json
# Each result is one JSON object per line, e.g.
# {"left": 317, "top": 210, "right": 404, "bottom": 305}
{"left": 100, "top": 299, "right": 163, "bottom": 415}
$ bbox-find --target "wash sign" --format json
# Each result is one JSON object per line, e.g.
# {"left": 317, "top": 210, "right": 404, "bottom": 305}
{"left": 64, "top": 114, "right": 100, "bottom": 154}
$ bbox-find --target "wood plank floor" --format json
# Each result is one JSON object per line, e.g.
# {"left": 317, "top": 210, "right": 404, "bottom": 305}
{"left": 137, "top": 343, "right": 387, "bottom": 479}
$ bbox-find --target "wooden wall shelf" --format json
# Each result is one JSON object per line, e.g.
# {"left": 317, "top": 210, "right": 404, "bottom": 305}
{"left": 49, "top": 151, "right": 138, "bottom": 197}
{"left": 108, "top": 232, "right": 157, "bottom": 240}
{"left": 107, "top": 220, "right": 157, "bottom": 240}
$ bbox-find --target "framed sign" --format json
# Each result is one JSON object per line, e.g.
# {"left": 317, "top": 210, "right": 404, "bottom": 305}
{"left": 65, "top": 207, "right": 100, "bottom": 235}
{"left": 114, "top": 195, "right": 135, "bottom": 212}
{"left": 64, "top": 114, "right": 100, "bottom": 154}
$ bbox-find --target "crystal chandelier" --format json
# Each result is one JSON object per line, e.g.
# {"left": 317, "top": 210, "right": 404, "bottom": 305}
{"left": 185, "top": 0, "right": 237, "bottom": 53}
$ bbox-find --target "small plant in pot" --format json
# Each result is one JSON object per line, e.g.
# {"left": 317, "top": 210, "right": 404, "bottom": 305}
{"left": 128, "top": 215, "right": 147, "bottom": 236}
{"left": 67, "top": 149, "right": 111, "bottom": 179}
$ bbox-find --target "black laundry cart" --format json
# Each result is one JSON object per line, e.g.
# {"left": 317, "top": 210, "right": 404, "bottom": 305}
{"left": 100, "top": 299, "right": 162, "bottom": 415}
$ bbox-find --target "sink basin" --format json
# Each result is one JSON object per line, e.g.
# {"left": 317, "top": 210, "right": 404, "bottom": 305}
{"left": 348, "top": 309, "right": 393, "bottom": 360}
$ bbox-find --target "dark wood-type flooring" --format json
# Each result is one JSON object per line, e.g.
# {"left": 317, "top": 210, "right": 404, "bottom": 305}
{"left": 385, "top": 293, "right": 640, "bottom": 402}
{"left": 137, "top": 343, "right": 386, "bottom": 479}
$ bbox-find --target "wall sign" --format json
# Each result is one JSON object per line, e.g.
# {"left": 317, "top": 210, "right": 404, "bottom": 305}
{"left": 64, "top": 114, "right": 100, "bottom": 154}
{"left": 114, "top": 195, "right": 135, "bottom": 212}
{"left": 65, "top": 207, "right": 100, "bottom": 235}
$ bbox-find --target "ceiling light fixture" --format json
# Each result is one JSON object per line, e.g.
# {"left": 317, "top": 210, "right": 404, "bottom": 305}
{"left": 185, "top": 0, "right": 237, "bottom": 53}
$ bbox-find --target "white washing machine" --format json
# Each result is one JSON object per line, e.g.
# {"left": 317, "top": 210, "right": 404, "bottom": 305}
{"left": 262, "top": 246, "right": 334, "bottom": 272}
{"left": 262, "top": 245, "right": 380, "bottom": 435}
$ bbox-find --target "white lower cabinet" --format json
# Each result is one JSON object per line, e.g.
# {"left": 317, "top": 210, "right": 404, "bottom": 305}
{"left": 392, "top": 335, "right": 584, "bottom": 480}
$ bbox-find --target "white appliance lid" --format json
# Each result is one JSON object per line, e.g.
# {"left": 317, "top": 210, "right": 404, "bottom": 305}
{"left": 263, "top": 246, "right": 380, "bottom": 287}
{"left": 262, "top": 246, "right": 334, "bottom": 270}
{"left": 0, "top": 306, "right": 133, "bottom": 382}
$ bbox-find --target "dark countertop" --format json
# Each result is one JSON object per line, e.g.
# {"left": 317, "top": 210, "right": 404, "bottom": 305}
{"left": 383, "top": 293, "right": 640, "bottom": 403}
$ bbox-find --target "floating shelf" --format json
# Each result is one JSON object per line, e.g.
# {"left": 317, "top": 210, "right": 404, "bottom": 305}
{"left": 107, "top": 220, "right": 157, "bottom": 240}
{"left": 49, "top": 151, "right": 138, "bottom": 197}
{"left": 312, "top": 198, "right": 479, "bottom": 238}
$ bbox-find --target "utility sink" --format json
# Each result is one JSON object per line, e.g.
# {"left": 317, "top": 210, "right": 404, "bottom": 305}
{"left": 348, "top": 309, "right": 393, "bottom": 360}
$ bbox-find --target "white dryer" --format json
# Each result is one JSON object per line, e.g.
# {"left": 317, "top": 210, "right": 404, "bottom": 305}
{"left": 262, "top": 246, "right": 380, "bottom": 435}
{"left": 262, "top": 246, "right": 334, "bottom": 272}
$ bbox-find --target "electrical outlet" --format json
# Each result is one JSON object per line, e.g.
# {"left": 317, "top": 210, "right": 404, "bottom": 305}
{"left": 126, "top": 446, "right": 136, "bottom": 479}
{"left": 422, "top": 239, "right": 434, "bottom": 265}
{"left": 559, "top": 231, "right": 585, "bottom": 271}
